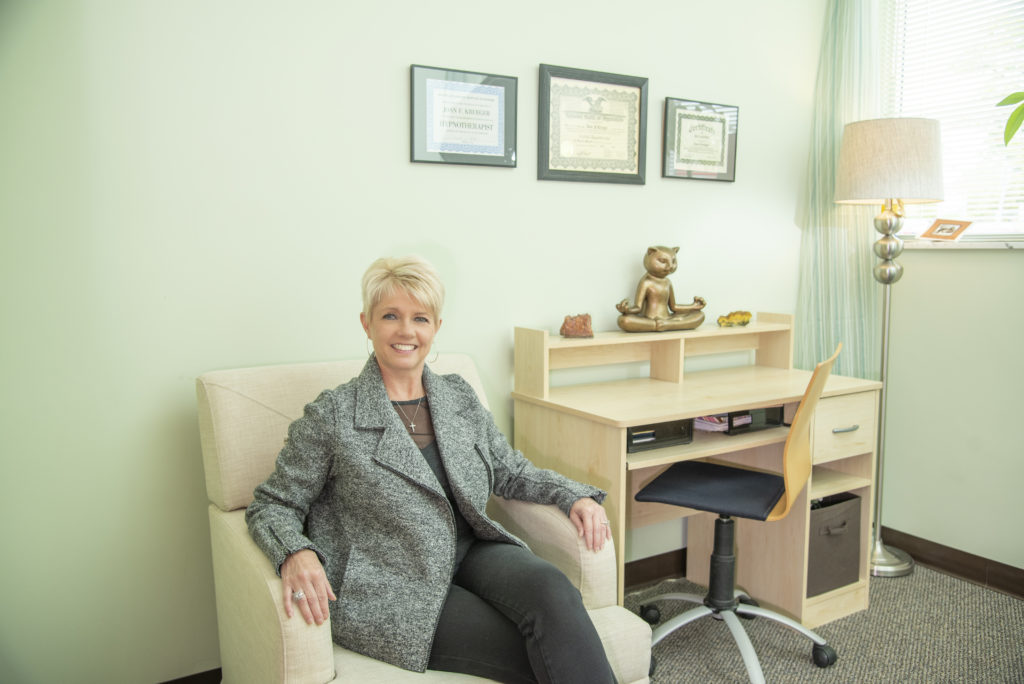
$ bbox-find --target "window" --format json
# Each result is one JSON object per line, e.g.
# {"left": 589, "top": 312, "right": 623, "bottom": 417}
{"left": 880, "top": 0, "right": 1024, "bottom": 241}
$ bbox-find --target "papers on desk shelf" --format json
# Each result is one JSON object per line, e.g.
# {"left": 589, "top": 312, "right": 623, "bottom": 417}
{"left": 694, "top": 415, "right": 729, "bottom": 432}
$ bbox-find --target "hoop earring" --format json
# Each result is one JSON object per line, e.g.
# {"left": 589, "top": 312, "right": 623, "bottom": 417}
{"left": 366, "top": 338, "right": 375, "bottom": 358}
{"left": 428, "top": 348, "right": 439, "bottom": 364}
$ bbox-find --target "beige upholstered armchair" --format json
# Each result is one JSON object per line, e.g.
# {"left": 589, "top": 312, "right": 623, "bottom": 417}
{"left": 196, "top": 354, "right": 652, "bottom": 684}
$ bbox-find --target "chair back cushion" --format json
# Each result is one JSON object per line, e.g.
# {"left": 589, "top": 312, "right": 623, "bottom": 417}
{"left": 196, "top": 354, "right": 487, "bottom": 512}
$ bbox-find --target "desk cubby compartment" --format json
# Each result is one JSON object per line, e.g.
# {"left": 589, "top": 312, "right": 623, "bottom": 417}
{"left": 807, "top": 492, "right": 861, "bottom": 598}
{"left": 626, "top": 418, "right": 693, "bottom": 453}
{"left": 726, "top": 406, "right": 784, "bottom": 435}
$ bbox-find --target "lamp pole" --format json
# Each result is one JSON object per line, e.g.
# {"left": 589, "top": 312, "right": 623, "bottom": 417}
{"left": 869, "top": 199, "right": 914, "bottom": 577}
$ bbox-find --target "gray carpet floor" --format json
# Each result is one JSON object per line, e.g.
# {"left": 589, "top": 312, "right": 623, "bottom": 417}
{"left": 624, "top": 567, "right": 1024, "bottom": 683}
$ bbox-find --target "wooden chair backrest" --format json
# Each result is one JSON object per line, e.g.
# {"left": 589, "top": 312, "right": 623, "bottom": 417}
{"left": 768, "top": 344, "right": 841, "bottom": 522}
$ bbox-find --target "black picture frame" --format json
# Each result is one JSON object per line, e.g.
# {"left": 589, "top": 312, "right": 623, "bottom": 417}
{"left": 410, "top": 65, "right": 517, "bottom": 167}
{"left": 662, "top": 97, "right": 738, "bottom": 182}
{"left": 538, "top": 64, "right": 648, "bottom": 184}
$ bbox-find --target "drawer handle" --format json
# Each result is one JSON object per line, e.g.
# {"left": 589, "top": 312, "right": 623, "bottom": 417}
{"left": 832, "top": 424, "right": 860, "bottom": 434}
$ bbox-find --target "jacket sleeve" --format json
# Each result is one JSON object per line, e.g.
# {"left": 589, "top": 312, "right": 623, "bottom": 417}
{"left": 245, "top": 390, "right": 336, "bottom": 574}
{"left": 467, "top": 385, "right": 606, "bottom": 515}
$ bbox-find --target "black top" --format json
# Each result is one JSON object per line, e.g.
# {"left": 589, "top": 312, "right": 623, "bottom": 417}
{"left": 393, "top": 397, "right": 476, "bottom": 567}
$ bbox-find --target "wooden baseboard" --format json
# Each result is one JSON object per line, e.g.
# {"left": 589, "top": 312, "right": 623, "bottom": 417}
{"left": 882, "top": 526, "right": 1024, "bottom": 600}
{"left": 624, "top": 548, "right": 686, "bottom": 590}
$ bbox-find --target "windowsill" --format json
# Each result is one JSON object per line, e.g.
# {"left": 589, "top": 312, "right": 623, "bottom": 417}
{"left": 900, "top": 236, "right": 1024, "bottom": 250}
{"left": 898, "top": 219, "right": 1024, "bottom": 250}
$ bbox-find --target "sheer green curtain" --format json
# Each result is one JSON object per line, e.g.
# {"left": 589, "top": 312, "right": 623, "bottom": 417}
{"left": 795, "top": 0, "right": 881, "bottom": 378}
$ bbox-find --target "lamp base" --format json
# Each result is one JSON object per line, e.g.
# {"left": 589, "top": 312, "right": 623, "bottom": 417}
{"left": 870, "top": 539, "right": 914, "bottom": 577}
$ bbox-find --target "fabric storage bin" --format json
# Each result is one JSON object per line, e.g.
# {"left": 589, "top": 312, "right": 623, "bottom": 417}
{"left": 807, "top": 492, "right": 861, "bottom": 598}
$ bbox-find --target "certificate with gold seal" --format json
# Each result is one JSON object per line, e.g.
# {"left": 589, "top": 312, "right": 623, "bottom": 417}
{"left": 538, "top": 65, "right": 648, "bottom": 184}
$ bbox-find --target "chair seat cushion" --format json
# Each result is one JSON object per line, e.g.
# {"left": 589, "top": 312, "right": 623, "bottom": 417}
{"left": 635, "top": 460, "right": 785, "bottom": 521}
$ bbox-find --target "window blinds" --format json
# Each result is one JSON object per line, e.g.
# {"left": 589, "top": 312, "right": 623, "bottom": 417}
{"left": 880, "top": 0, "right": 1024, "bottom": 237}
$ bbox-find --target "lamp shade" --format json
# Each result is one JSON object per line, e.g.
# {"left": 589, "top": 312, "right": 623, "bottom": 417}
{"left": 834, "top": 117, "right": 943, "bottom": 205}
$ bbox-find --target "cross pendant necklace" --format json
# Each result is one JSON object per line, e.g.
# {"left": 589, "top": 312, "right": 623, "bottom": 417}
{"left": 395, "top": 398, "right": 423, "bottom": 431}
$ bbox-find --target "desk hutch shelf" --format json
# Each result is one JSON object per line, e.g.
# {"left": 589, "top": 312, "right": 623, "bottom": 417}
{"left": 511, "top": 313, "right": 881, "bottom": 627}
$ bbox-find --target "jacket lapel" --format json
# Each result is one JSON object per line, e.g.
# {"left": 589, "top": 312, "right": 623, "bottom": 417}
{"left": 354, "top": 359, "right": 443, "bottom": 496}
{"left": 424, "top": 366, "right": 487, "bottom": 500}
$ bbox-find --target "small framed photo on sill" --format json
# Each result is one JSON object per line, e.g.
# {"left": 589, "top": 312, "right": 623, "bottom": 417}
{"left": 410, "top": 65, "right": 517, "bottom": 167}
{"left": 920, "top": 219, "right": 971, "bottom": 241}
{"left": 662, "top": 97, "right": 738, "bottom": 182}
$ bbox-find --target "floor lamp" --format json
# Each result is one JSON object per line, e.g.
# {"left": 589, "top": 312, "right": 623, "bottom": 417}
{"left": 834, "top": 118, "right": 944, "bottom": 577}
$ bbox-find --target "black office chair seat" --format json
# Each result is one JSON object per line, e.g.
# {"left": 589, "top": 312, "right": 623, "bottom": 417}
{"left": 635, "top": 460, "right": 785, "bottom": 521}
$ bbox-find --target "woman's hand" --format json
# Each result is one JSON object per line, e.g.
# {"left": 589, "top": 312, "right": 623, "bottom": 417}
{"left": 281, "top": 549, "right": 337, "bottom": 625}
{"left": 570, "top": 497, "right": 612, "bottom": 552}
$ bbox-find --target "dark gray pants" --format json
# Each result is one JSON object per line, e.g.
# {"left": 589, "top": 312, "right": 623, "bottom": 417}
{"left": 428, "top": 540, "right": 617, "bottom": 684}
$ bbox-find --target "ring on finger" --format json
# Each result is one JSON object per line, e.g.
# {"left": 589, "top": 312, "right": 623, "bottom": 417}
{"left": 292, "top": 590, "right": 306, "bottom": 601}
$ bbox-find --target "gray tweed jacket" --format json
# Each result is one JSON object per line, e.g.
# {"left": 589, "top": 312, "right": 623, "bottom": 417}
{"left": 245, "top": 358, "right": 605, "bottom": 672}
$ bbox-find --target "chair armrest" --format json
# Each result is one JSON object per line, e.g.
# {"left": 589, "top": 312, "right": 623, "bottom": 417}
{"left": 209, "top": 506, "right": 336, "bottom": 684}
{"left": 487, "top": 497, "right": 617, "bottom": 609}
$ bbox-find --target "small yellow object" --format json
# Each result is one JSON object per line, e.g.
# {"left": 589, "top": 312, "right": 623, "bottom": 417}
{"left": 717, "top": 311, "right": 752, "bottom": 327}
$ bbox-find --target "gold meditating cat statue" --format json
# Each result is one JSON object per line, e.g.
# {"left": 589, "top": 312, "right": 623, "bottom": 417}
{"left": 616, "top": 246, "right": 707, "bottom": 332}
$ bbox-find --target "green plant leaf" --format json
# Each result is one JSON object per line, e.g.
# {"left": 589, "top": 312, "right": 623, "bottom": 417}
{"left": 998, "top": 92, "right": 1024, "bottom": 106}
{"left": 1005, "top": 102, "right": 1024, "bottom": 145}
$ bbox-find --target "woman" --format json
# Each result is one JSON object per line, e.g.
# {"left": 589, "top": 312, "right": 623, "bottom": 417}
{"left": 246, "top": 256, "right": 616, "bottom": 683}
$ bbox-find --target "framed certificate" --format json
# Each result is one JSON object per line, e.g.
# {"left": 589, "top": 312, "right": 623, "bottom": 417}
{"left": 538, "top": 64, "right": 648, "bottom": 184}
{"left": 410, "top": 65, "right": 517, "bottom": 167}
{"left": 663, "top": 97, "right": 738, "bottom": 182}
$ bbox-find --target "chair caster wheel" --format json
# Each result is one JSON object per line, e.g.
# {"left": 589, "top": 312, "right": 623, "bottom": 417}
{"left": 737, "top": 595, "right": 759, "bottom": 620}
{"left": 812, "top": 643, "right": 838, "bottom": 668}
{"left": 639, "top": 604, "right": 661, "bottom": 625}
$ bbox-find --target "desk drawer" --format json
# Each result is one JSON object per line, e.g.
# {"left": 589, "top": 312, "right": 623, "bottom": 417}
{"left": 813, "top": 392, "right": 876, "bottom": 464}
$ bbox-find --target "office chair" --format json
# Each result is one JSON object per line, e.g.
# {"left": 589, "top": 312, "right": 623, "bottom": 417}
{"left": 635, "top": 345, "right": 842, "bottom": 684}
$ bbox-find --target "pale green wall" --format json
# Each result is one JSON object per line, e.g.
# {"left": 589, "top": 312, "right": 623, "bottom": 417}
{"left": 0, "top": 1, "right": 829, "bottom": 681}
{"left": 884, "top": 248, "right": 1024, "bottom": 569}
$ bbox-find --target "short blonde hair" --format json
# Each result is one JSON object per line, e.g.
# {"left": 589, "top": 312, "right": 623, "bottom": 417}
{"left": 361, "top": 255, "right": 445, "bottom": 320}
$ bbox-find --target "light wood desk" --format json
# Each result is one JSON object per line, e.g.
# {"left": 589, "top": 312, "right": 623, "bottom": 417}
{"left": 511, "top": 313, "right": 882, "bottom": 627}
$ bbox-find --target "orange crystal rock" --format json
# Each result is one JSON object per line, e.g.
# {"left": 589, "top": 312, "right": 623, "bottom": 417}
{"left": 560, "top": 313, "right": 594, "bottom": 338}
